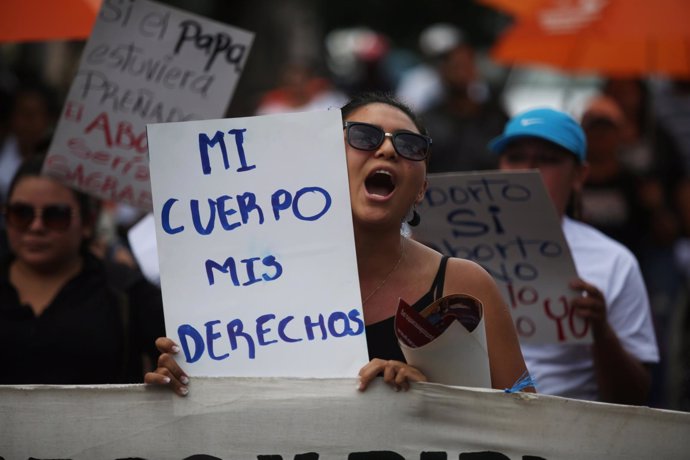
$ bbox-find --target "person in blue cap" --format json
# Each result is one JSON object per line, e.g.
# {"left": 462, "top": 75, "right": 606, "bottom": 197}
{"left": 489, "top": 107, "right": 659, "bottom": 405}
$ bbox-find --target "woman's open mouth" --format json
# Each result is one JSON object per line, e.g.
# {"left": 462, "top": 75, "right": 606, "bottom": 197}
{"left": 364, "top": 169, "right": 396, "bottom": 198}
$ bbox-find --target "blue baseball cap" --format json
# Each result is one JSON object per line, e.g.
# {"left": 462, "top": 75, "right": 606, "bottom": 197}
{"left": 488, "top": 107, "right": 587, "bottom": 162}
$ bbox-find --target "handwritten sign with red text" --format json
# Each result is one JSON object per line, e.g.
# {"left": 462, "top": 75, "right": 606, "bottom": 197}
{"left": 413, "top": 170, "right": 588, "bottom": 345}
{"left": 43, "top": 0, "right": 254, "bottom": 209}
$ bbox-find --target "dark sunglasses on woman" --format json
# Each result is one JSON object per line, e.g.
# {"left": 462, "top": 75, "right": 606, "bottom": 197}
{"left": 4, "top": 203, "right": 75, "bottom": 232}
{"left": 343, "top": 121, "right": 432, "bottom": 161}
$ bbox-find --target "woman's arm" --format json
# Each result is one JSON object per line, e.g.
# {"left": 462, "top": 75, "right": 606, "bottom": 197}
{"left": 445, "top": 258, "right": 533, "bottom": 391}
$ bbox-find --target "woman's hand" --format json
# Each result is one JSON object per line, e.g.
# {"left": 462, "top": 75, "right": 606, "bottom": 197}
{"left": 144, "top": 337, "right": 190, "bottom": 396}
{"left": 358, "top": 358, "right": 427, "bottom": 392}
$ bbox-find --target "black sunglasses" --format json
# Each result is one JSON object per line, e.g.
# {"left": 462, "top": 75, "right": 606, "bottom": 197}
{"left": 4, "top": 203, "right": 75, "bottom": 232}
{"left": 343, "top": 121, "right": 432, "bottom": 161}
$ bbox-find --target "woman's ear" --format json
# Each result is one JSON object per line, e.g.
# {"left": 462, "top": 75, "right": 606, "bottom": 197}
{"left": 415, "top": 178, "right": 428, "bottom": 205}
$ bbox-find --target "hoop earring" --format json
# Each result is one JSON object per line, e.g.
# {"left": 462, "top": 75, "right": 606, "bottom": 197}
{"left": 407, "top": 208, "right": 421, "bottom": 227}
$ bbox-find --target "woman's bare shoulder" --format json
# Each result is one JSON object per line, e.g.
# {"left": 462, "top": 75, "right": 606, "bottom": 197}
{"left": 445, "top": 257, "right": 493, "bottom": 282}
{"left": 443, "top": 257, "right": 503, "bottom": 301}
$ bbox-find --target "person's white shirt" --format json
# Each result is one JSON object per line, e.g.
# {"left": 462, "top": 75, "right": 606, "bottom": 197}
{"left": 521, "top": 217, "right": 659, "bottom": 400}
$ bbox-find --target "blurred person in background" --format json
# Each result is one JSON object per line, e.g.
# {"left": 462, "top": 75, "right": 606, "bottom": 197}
{"left": 415, "top": 24, "right": 507, "bottom": 173}
{"left": 579, "top": 95, "right": 648, "bottom": 253}
{"left": 0, "top": 79, "right": 140, "bottom": 270}
{"left": 325, "top": 28, "right": 396, "bottom": 97}
{"left": 490, "top": 107, "right": 659, "bottom": 405}
{"left": 580, "top": 95, "right": 686, "bottom": 408}
{"left": 654, "top": 78, "right": 690, "bottom": 264}
{"left": 605, "top": 78, "right": 688, "bottom": 408}
{"left": 395, "top": 22, "right": 459, "bottom": 112}
{"left": 0, "top": 155, "right": 165, "bottom": 384}
{"left": 602, "top": 77, "right": 684, "bottom": 252}
{"left": 1, "top": 80, "right": 59, "bottom": 261}
{"left": 254, "top": 59, "right": 347, "bottom": 115}
{"left": 602, "top": 78, "right": 684, "bottom": 228}
{"left": 0, "top": 80, "right": 58, "bottom": 205}
{"left": 653, "top": 78, "right": 690, "bottom": 410}
{"left": 654, "top": 78, "right": 690, "bottom": 176}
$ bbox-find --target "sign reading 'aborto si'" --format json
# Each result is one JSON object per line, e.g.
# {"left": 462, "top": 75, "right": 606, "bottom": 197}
{"left": 43, "top": 0, "right": 254, "bottom": 210}
{"left": 146, "top": 109, "right": 370, "bottom": 377}
{"left": 414, "top": 170, "right": 585, "bottom": 345}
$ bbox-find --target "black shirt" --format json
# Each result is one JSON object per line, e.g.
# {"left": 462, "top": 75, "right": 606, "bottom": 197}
{"left": 0, "top": 252, "right": 165, "bottom": 384}
{"left": 365, "top": 256, "right": 449, "bottom": 362}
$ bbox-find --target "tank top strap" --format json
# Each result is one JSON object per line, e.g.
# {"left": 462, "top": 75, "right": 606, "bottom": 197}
{"left": 430, "top": 255, "right": 450, "bottom": 301}
{"left": 408, "top": 255, "right": 452, "bottom": 313}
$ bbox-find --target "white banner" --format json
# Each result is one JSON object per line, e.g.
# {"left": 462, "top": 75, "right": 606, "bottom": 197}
{"left": 44, "top": 0, "right": 254, "bottom": 209}
{"left": 413, "top": 171, "right": 583, "bottom": 345}
{"left": 147, "top": 110, "right": 368, "bottom": 378}
{"left": 1, "top": 378, "right": 689, "bottom": 459}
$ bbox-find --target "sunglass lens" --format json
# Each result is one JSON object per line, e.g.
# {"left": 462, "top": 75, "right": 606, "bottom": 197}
{"left": 7, "top": 204, "right": 34, "bottom": 230}
{"left": 42, "top": 205, "right": 73, "bottom": 231}
{"left": 394, "top": 133, "right": 428, "bottom": 160}
{"left": 348, "top": 123, "right": 384, "bottom": 151}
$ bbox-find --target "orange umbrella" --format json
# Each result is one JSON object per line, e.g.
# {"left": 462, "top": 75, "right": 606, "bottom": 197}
{"left": 0, "top": 0, "right": 101, "bottom": 43}
{"left": 484, "top": 0, "right": 690, "bottom": 78}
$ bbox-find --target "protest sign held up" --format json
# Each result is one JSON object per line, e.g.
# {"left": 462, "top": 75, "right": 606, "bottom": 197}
{"left": 146, "top": 109, "right": 369, "bottom": 377}
{"left": 43, "top": 0, "right": 254, "bottom": 209}
{"left": 413, "top": 170, "right": 584, "bottom": 345}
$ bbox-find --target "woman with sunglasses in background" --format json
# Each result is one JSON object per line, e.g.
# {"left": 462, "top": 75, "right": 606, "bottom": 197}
{"left": 146, "top": 93, "right": 529, "bottom": 395}
{"left": 0, "top": 155, "right": 165, "bottom": 384}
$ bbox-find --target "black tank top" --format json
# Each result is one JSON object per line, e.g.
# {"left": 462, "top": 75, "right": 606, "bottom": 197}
{"left": 365, "top": 255, "right": 450, "bottom": 361}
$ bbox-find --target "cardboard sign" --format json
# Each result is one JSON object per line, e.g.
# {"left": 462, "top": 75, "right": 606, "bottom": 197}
{"left": 2, "top": 378, "right": 689, "bottom": 459}
{"left": 146, "top": 109, "right": 369, "bottom": 377}
{"left": 413, "top": 170, "right": 585, "bottom": 345}
{"left": 43, "top": 0, "right": 254, "bottom": 209}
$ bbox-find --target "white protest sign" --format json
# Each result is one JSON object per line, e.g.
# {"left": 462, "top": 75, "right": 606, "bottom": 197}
{"left": 2, "top": 378, "right": 689, "bottom": 459}
{"left": 43, "top": 0, "right": 254, "bottom": 209}
{"left": 128, "top": 212, "right": 160, "bottom": 286}
{"left": 147, "top": 109, "right": 369, "bottom": 377}
{"left": 413, "top": 170, "right": 585, "bottom": 345}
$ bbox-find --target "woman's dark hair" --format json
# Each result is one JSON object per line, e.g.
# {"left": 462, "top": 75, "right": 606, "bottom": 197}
{"left": 341, "top": 92, "right": 430, "bottom": 137}
{"left": 6, "top": 154, "right": 97, "bottom": 225}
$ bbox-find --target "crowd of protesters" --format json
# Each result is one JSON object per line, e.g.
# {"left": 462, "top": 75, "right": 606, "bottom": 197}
{"left": 1, "top": 22, "right": 689, "bottom": 411}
